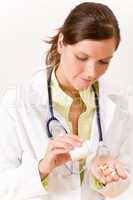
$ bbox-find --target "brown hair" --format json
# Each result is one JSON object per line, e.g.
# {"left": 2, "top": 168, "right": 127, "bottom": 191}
{"left": 45, "top": 2, "right": 120, "bottom": 66}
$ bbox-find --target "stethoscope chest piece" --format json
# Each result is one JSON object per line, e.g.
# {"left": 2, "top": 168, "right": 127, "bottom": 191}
{"left": 47, "top": 116, "right": 67, "bottom": 138}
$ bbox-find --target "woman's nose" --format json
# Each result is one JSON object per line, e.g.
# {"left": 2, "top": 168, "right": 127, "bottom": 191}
{"left": 84, "top": 62, "right": 97, "bottom": 77}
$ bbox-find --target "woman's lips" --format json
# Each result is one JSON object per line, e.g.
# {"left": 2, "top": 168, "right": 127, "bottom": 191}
{"left": 80, "top": 77, "right": 92, "bottom": 84}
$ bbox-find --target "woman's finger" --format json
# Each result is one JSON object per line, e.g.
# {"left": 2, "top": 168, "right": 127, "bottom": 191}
{"left": 99, "top": 165, "right": 113, "bottom": 177}
{"left": 105, "top": 175, "right": 113, "bottom": 183}
{"left": 52, "top": 148, "right": 70, "bottom": 156}
{"left": 115, "top": 161, "right": 128, "bottom": 179}
{"left": 91, "top": 164, "right": 106, "bottom": 184}
{"left": 109, "top": 169, "right": 120, "bottom": 182}
{"left": 51, "top": 148, "right": 71, "bottom": 163}
{"left": 93, "top": 170, "right": 103, "bottom": 182}
{"left": 69, "top": 134, "right": 84, "bottom": 142}
{"left": 53, "top": 140, "right": 74, "bottom": 150}
{"left": 55, "top": 135, "right": 83, "bottom": 148}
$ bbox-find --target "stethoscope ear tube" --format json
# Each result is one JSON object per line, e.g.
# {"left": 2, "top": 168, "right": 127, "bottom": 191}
{"left": 92, "top": 85, "right": 103, "bottom": 142}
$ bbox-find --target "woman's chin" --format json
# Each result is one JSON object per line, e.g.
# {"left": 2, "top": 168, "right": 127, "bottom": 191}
{"left": 74, "top": 83, "right": 92, "bottom": 91}
{"left": 74, "top": 80, "right": 93, "bottom": 91}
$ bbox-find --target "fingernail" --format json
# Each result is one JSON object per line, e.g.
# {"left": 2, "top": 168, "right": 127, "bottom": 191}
{"left": 122, "top": 175, "right": 128, "bottom": 179}
{"left": 101, "top": 178, "right": 106, "bottom": 184}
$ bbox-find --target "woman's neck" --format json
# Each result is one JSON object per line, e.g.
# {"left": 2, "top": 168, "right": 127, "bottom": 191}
{"left": 55, "top": 66, "right": 80, "bottom": 98}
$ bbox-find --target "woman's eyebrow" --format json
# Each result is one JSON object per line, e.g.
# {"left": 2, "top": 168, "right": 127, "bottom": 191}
{"left": 101, "top": 56, "right": 113, "bottom": 60}
{"left": 78, "top": 51, "right": 113, "bottom": 60}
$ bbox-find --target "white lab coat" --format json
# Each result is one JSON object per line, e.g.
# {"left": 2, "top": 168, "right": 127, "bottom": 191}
{"left": 0, "top": 68, "right": 133, "bottom": 200}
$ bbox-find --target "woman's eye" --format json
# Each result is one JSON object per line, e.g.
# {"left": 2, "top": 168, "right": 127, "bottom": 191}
{"left": 76, "top": 56, "right": 88, "bottom": 61}
{"left": 100, "top": 60, "right": 110, "bottom": 65}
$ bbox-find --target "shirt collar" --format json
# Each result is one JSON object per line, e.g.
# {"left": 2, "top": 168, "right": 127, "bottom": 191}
{"left": 51, "top": 67, "right": 96, "bottom": 110}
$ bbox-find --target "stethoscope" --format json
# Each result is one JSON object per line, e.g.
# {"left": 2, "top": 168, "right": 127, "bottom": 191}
{"left": 46, "top": 67, "right": 103, "bottom": 142}
{"left": 45, "top": 67, "right": 105, "bottom": 175}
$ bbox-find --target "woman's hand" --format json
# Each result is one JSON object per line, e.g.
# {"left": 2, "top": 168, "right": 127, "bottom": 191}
{"left": 90, "top": 155, "right": 128, "bottom": 185}
{"left": 38, "top": 135, "right": 84, "bottom": 179}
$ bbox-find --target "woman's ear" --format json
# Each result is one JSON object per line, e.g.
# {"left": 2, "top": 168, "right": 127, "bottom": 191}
{"left": 57, "top": 33, "right": 64, "bottom": 54}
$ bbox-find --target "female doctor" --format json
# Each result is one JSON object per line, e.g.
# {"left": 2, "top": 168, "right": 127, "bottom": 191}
{"left": 0, "top": 2, "right": 133, "bottom": 200}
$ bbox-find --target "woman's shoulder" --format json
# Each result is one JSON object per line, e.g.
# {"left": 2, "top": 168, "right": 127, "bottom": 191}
{"left": 101, "top": 88, "right": 133, "bottom": 117}
{"left": 0, "top": 67, "right": 48, "bottom": 108}
{"left": 99, "top": 80, "right": 133, "bottom": 116}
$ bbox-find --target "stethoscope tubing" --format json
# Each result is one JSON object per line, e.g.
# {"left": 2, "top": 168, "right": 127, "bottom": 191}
{"left": 46, "top": 67, "right": 103, "bottom": 142}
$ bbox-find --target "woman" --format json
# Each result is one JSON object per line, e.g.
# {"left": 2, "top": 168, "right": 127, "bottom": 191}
{"left": 0, "top": 2, "right": 132, "bottom": 200}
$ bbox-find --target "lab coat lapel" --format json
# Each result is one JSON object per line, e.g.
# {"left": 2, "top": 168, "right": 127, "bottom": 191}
{"left": 91, "top": 93, "right": 117, "bottom": 148}
{"left": 17, "top": 105, "right": 49, "bottom": 162}
{"left": 100, "top": 94, "right": 116, "bottom": 135}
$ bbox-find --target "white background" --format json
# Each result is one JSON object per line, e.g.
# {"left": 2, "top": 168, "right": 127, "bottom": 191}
{"left": 0, "top": 0, "right": 133, "bottom": 199}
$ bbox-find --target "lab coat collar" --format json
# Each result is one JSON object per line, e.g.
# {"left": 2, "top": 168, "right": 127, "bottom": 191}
{"left": 29, "top": 68, "right": 117, "bottom": 133}
{"left": 28, "top": 68, "right": 47, "bottom": 106}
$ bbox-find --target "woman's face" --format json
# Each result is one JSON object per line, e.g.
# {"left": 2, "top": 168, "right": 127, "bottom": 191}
{"left": 57, "top": 34, "right": 116, "bottom": 92}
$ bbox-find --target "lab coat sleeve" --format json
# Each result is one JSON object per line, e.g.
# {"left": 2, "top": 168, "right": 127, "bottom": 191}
{"left": 89, "top": 114, "right": 133, "bottom": 198}
{"left": 0, "top": 89, "right": 48, "bottom": 200}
